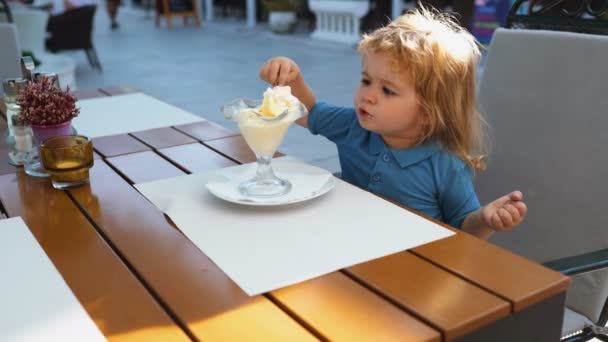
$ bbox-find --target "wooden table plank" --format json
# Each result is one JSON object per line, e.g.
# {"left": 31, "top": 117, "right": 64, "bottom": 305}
{"left": 131, "top": 127, "right": 197, "bottom": 149}
{"left": 106, "top": 151, "right": 185, "bottom": 184}
{"left": 158, "top": 143, "right": 236, "bottom": 174}
{"left": 370, "top": 200, "right": 571, "bottom": 313}
{"left": 346, "top": 252, "right": 511, "bottom": 341}
{"left": 68, "top": 161, "right": 317, "bottom": 341}
{"left": 272, "top": 273, "right": 441, "bottom": 342}
{"left": 93, "top": 134, "right": 151, "bottom": 158}
{"left": 107, "top": 149, "right": 440, "bottom": 341}
{"left": 204, "top": 135, "right": 282, "bottom": 164}
{"left": 411, "top": 232, "right": 571, "bottom": 312}
{"left": 174, "top": 121, "right": 238, "bottom": 142}
{"left": 0, "top": 171, "right": 190, "bottom": 342}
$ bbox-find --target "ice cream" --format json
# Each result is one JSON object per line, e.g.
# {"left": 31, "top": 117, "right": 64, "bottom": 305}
{"left": 258, "top": 86, "right": 298, "bottom": 118}
{"left": 237, "top": 86, "right": 302, "bottom": 157}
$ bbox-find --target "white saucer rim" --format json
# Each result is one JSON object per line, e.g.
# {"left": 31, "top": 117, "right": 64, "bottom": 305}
{"left": 205, "top": 163, "right": 336, "bottom": 206}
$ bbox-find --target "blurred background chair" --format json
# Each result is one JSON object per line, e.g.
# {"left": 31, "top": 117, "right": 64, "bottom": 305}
{"left": 12, "top": 8, "right": 48, "bottom": 54}
{"left": 507, "top": 0, "right": 608, "bottom": 35}
{"left": 45, "top": 4, "right": 101, "bottom": 71}
{"left": 0, "top": 23, "right": 22, "bottom": 81}
{"left": 0, "top": 0, "right": 13, "bottom": 22}
{"left": 12, "top": 8, "right": 77, "bottom": 89}
{"left": 155, "top": 0, "right": 200, "bottom": 29}
{"left": 475, "top": 28, "right": 608, "bottom": 341}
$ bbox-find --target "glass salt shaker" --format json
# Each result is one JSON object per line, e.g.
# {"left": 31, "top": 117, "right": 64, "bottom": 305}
{"left": 8, "top": 115, "right": 33, "bottom": 166}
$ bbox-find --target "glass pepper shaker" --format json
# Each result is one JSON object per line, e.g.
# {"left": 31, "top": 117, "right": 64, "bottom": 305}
{"left": 2, "top": 78, "right": 28, "bottom": 145}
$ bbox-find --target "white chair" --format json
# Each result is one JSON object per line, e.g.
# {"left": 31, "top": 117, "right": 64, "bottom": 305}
{"left": 475, "top": 28, "right": 608, "bottom": 341}
{"left": 11, "top": 8, "right": 49, "bottom": 55}
{"left": 0, "top": 23, "right": 21, "bottom": 81}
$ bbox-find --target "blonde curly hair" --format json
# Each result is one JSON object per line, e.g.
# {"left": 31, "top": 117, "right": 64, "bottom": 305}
{"left": 358, "top": 8, "right": 488, "bottom": 171}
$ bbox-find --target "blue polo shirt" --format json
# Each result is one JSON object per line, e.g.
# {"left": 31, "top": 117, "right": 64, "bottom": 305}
{"left": 308, "top": 102, "right": 480, "bottom": 228}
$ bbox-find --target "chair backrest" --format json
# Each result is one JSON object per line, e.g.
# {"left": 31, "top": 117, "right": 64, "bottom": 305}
{"left": 475, "top": 28, "right": 608, "bottom": 324}
{"left": 12, "top": 8, "right": 49, "bottom": 55}
{"left": 46, "top": 5, "right": 96, "bottom": 51}
{"left": 0, "top": 23, "right": 22, "bottom": 81}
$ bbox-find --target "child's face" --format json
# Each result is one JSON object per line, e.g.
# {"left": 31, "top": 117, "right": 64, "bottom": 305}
{"left": 355, "top": 51, "right": 423, "bottom": 149}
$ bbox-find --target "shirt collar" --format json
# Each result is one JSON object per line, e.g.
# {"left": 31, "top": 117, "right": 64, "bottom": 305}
{"left": 370, "top": 133, "right": 440, "bottom": 167}
{"left": 391, "top": 139, "right": 440, "bottom": 168}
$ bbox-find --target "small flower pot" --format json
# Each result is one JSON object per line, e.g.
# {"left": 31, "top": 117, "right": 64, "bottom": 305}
{"left": 31, "top": 120, "right": 73, "bottom": 145}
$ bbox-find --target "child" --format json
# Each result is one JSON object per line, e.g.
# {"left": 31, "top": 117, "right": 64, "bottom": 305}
{"left": 258, "top": 9, "right": 526, "bottom": 240}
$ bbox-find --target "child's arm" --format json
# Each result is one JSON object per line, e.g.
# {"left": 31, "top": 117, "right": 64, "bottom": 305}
{"left": 460, "top": 191, "right": 528, "bottom": 240}
{"left": 259, "top": 57, "right": 316, "bottom": 127}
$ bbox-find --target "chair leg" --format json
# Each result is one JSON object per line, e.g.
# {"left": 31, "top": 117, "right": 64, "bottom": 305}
{"left": 192, "top": 0, "right": 201, "bottom": 27}
{"left": 154, "top": 0, "right": 159, "bottom": 26}
{"left": 85, "top": 49, "right": 95, "bottom": 68}
{"left": 92, "top": 47, "right": 102, "bottom": 71}
{"left": 85, "top": 48, "right": 102, "bottom": 71}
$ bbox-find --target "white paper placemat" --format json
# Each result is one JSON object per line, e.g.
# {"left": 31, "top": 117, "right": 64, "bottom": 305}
{"left": 72, "top": 93, "right": 204, "bottom": 138}
{"left": 0, "top": 217, "right": 106, "bottom": 342}
{"left": 135, "top": 157, "right": 454, "bottom": 296}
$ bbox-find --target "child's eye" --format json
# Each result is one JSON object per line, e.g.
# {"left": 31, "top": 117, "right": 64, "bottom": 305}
{"left": 382, "top": 87, "right": 396, "bottom": 96}
{"left": 361, "top": 78, "right": 371, "bottom": 86}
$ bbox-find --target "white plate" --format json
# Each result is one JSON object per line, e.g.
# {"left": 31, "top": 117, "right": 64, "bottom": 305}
{"left": 205, "top": 161, "right": 336, "bottom": 206}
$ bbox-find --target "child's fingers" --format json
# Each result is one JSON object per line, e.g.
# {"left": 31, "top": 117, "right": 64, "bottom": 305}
{"left": 503, "top": 204, "right": 521, "bottom": 225}
{"left": 260, "top": 60, "right": 276, "bottom": 83}
{"left": 277, "top": 64, "right": 292, "bottom": 85}
{"left": 491, "top": 213, "right": 504, "bottom": 231}
{"left": 497, "top": 207, "right": 513, "bottom": 229}
{"left": 259, "top": 61, "right": 269, "bottom": 82}
{"left": 267, "top": 61, "right": 281, "bottom": 85}
{"left": 509, "top": 190, "right": 523, "bottom": 201}
{"left": 513, "top": 201, "right": 527, "bottom": 217}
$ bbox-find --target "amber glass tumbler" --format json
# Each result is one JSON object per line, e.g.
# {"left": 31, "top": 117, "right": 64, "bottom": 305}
{"left": 40, "top": 135, "right": 93, "bottom": 189}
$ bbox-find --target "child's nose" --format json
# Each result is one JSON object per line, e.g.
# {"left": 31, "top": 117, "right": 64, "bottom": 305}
{"left": 363, "top": 89, "right": 377, "bottom": 104}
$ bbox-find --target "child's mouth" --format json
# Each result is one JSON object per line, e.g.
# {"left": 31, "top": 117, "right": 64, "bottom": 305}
{"left": 358, "top": 108, "right": 372, "bottom": 119}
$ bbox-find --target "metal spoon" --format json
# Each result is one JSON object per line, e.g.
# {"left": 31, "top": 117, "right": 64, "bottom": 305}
{"left": 250, "top": 108, "right": 289, "bottom": 122}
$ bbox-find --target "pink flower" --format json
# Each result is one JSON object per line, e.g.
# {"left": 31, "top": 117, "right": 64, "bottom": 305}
{"left": 17, "top": 76, "right": 80, "bottom": 126}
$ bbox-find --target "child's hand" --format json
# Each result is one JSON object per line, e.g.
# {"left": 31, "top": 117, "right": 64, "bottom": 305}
{"left": 259, "top": 57, "right": 301, "bottom": 86}
{"left": 481, "top": 191, "right": 527, "bottom": 232}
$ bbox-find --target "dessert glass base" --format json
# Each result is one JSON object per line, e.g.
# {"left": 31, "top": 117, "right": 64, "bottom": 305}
{"left": 239, "top": 156, "right": 291, "bottom": 197}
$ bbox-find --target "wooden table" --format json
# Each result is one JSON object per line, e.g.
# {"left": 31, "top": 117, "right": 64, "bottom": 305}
{"left": 0, "top": 87, "right": 571, "bottom": 342}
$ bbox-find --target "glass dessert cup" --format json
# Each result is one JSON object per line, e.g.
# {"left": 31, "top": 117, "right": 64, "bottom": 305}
{"left": 222, "top": 98, "right": 307, "bottom": 198}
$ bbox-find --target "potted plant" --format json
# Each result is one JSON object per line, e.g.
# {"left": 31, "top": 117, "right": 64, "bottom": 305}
{"left": 263, "top": 0, "right": 302, "bottom": 33}
{"left": 17, "top": 76, "right": 80, "bottom": 144}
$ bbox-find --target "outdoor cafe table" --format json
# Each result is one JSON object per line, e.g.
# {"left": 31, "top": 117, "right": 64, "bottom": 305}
{"left": 0, "top": 86, "right": 571, "bottom": 342}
